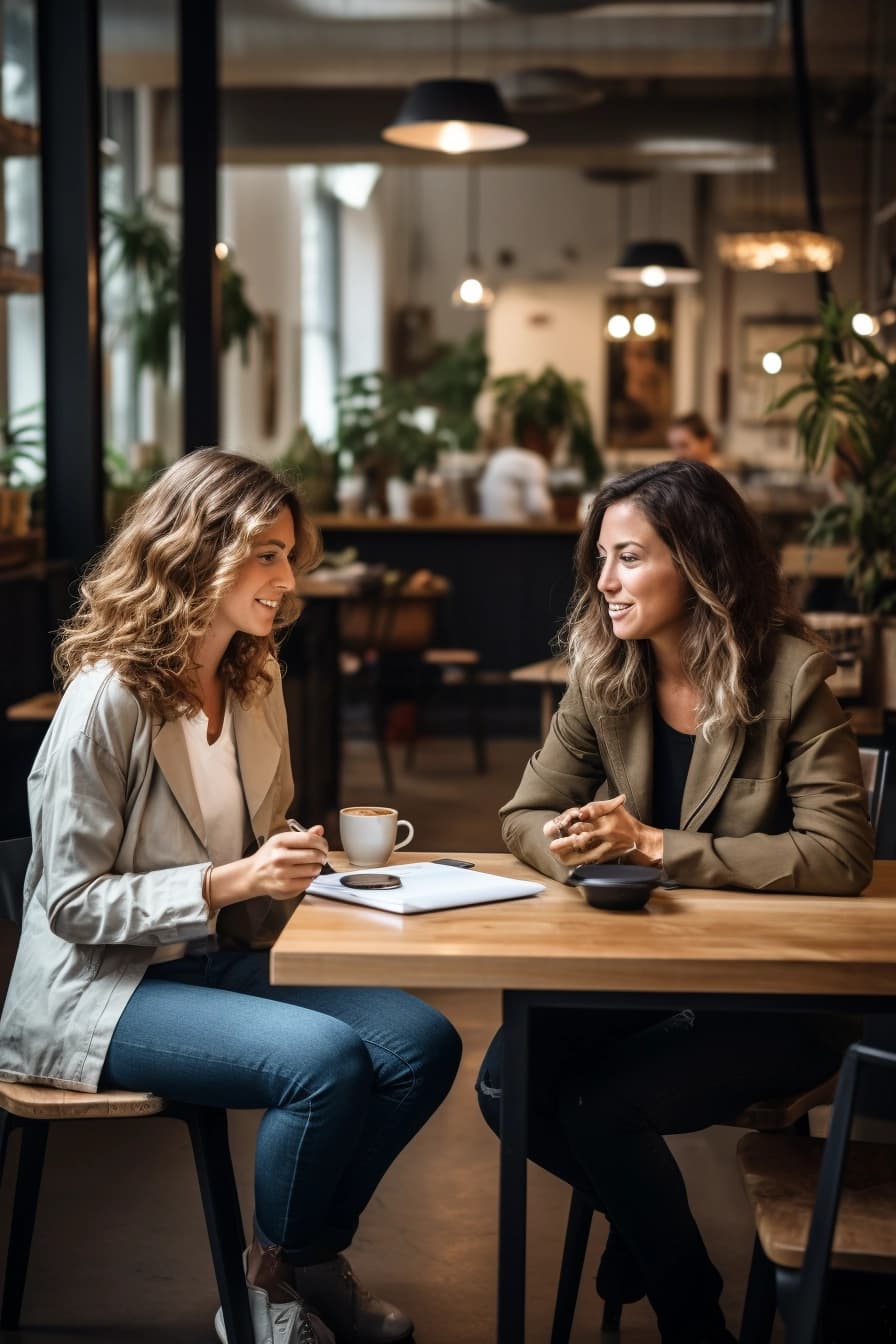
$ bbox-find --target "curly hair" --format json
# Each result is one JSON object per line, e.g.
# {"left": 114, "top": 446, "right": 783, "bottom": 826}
{"left": 54, "top": 448, "right": 322, "bottom": 719}
{"left": 561, "top": 460, "right": 817, "bottom": 738}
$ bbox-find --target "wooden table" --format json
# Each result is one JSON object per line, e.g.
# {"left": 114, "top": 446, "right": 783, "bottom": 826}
{"left": 509, "top": 657, "right": 567, "bottom": 739}
{"left": 271, "top": 852, "right": 896, "bottom": 1344}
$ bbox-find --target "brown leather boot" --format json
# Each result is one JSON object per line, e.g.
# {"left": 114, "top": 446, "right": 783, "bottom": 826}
{"left": 291, "top": 1255, "right": 413, "bottom": 1344}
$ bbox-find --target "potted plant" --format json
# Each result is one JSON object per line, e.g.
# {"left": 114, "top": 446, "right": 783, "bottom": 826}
{"left": 489, "top": 365, "right": 602, "bottom": 488}
{"left": 103, "top": 193, "right": 260, "bottom": 381}
{"left": 772, "top": 299, "right": 896, "bottom": 706}
{"left": 333, "top": 371, "right": 438, "bottom": 516}
{"left": 272, "top": 423, "right": 338, "bottom": 516}
{"left": 103, "top": 441, "right": 167, "bottom": 532}
{"left": 0, "top": 401, "right": 44, "bottom": 554}
{"left": 416, "top": 329, "right": 488, "bottom": 455}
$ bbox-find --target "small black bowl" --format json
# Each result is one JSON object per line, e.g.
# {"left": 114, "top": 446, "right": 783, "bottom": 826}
{"left": 569, "top": 863, "right": 658, "bottom": 911}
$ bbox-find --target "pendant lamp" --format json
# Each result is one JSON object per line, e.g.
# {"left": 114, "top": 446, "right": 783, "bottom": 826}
{"left": 382, "top": 1, "right": 526, "bottom": 155}
{"left": 716, "top": 229, "right": 842, "bottom": 273}
{"left": 383, "top": 79, "right": 527, "bottom": 155}
{"left": 451, "top": 166, "right": 494, "bottom": 309}
{"left": 607, "top": 239, "right": 700, "bottom": 288}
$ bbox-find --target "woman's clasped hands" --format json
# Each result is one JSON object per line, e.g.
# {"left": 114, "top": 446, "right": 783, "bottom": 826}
{"left": 545, "top": 794, "right": 663, "bottom": 868}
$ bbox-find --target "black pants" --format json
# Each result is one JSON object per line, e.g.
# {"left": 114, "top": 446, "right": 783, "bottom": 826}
{"left": 476, "top": 1007, "right": 851, "bottom": 1343}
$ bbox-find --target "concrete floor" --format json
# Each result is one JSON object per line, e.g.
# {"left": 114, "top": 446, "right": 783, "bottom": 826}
{"left": 0, "top": 734, "right": 781, "bottom": 1343}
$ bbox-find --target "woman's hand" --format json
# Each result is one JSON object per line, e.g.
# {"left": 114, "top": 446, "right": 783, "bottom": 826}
{"left": 206, "top": 826, "right": 330, "bottom": 912}
{"left": 249, "top": 826, "right": 330, "bottom": 899}
{"left": 544, "top": 795, "right": 663, "bottom": 867}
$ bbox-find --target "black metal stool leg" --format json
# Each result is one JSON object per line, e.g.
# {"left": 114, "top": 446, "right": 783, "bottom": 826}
{"left": 173, "top": 1105, "right": 253, "bottom": 1344}
{"left": 739, "top": 1233, "right": 778, "bottom": 1344}
{"left": 465, "top": 667, "right": 487, "bottom": 773}
{"left": 367, "top": 666, "right": 394, "bottom": 793}
{"left": 1, "top": 1115, "right": 48, "bottom": 1329}
{"left": 550, "top": 1187, "right": 593, "bottom": 1344}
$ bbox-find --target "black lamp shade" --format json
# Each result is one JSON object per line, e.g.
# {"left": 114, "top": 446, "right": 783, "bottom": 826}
{"left": 607, "top": 238, "right": 701, "bottom": 285}
{"left": 614, "top": 240, "right": 694, "bottom": 270}
{"left": 382, "top": 79, "right": 528, "bottom": 153}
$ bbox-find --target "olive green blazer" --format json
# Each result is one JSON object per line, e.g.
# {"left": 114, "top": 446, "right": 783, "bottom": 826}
{"left": 501, "top": 634, "right": 874, "bottom": 894}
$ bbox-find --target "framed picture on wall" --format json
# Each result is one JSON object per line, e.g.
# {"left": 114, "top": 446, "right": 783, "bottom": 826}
{"left": 606, "top": 294, "right": 674, "bottom": 449}
{"left": 738, "top": 315, "right": 816, "bottom": 426}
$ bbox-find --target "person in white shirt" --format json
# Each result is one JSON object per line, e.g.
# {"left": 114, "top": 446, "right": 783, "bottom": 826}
{"left": 478, "top": 443, "right": 554, "bottom": 522}
{"left": 1, "top": 449, "right": 461, "bottom": 1344}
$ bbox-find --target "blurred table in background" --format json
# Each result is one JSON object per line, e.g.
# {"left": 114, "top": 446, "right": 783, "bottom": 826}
{"left": 510, "top": 658, "right": 567, "bottom": 739}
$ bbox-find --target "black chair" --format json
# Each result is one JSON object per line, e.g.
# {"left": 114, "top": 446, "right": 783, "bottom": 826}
{"left": 737, "top": 1030, "right": 896, "bottom": 1344}
{"left": 0, "top": 837, "right": 253, "bottom": 1342}
{"left": 858, "top": 746, "right": 890, "bottom": 839}
{"left": 340, "top": 577, "right": 487, "bottom": 789}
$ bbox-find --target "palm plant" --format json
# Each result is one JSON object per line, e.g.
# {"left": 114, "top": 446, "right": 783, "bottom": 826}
{"left": 772, "top": 300, "right": 896, "bottom": 614}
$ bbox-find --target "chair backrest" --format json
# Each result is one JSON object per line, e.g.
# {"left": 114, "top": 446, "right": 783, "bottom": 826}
{"left": 858, "top": 746, "right": 890, "bottom": 841}
{"left": 0, "top": 836, "right": 32, "bottom": 927}
{"left": 793, "top": 1025, "right": 896, "bottom": 1333}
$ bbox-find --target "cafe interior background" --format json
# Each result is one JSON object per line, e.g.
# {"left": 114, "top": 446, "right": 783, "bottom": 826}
{"left": 0, "top": 2, "right": 895, "bottom": 1341}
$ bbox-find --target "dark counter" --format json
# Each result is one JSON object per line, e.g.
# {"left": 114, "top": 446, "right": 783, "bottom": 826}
{"left": 314, "top": 515, "right": 580, "bottom": 671}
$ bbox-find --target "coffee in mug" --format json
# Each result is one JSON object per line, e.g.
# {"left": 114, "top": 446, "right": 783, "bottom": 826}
{"left": 340, "top": 806, "right": 414, "bottom": 867}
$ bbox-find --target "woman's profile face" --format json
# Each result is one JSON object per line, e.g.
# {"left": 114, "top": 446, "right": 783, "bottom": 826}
{"left": 596, "top": 499, "right": 691, "bottom": 646}
{"left": 208, "top": 505, "right": 297, "bottom": 644}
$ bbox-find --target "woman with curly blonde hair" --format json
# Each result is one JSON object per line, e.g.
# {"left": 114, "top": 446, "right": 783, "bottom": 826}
{"left": 477, "top": 460, "right": 873, "bottom": 1344}
{"left": 1, "top": 449, "right": 461, "bottom": 1344}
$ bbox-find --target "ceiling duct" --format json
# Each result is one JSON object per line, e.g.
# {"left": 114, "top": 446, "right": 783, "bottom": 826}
{"left": 498, "top": 67, "right": 604, "bottom": 114}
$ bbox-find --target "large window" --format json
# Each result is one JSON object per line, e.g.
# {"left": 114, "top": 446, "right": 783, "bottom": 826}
{"left": 297, "top": 166, "right": 340, "bottom": 446}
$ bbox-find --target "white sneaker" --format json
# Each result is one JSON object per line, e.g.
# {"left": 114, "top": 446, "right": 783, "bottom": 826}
{"left": 214, "top": 1278, "right": 336, "bottom": 1344}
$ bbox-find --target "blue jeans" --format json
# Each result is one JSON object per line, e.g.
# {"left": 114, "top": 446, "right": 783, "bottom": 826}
{"left": 101, "top": 948, "right": 461, "bottom": 1264}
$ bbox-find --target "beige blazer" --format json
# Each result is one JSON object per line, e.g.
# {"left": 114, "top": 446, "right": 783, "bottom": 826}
{"left": 501, "top": 634, "right": 874, "bottom": 894}
{"left": 0, "top": 661, "right": 296, "bottom": 1092}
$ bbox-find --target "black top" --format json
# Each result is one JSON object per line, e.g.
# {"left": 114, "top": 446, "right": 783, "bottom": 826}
{"left": 651, "top": 705, "right": 695, "bottom": 830}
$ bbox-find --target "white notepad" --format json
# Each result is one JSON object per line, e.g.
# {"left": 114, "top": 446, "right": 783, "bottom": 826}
{"left": 307, "top": 861, "right": 544, "bottom": 915}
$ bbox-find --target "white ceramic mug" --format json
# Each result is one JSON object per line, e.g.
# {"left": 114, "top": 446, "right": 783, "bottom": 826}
{"left": 339, "top": 806, "right": 414, "bottom": 867}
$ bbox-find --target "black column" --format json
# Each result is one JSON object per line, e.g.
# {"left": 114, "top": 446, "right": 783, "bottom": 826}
{"left": 179, "top": 0, "right": 220, "bottom": 453}
{"left": 789, "top": 0, "right": 832, "bottom": 307}
{"left": 37, "top": 0, "right": 103, "bottom": 569}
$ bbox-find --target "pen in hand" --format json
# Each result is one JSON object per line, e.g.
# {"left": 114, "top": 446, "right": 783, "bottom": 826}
{"left": 287, "top": 818, "right": 334, "bottom": 875}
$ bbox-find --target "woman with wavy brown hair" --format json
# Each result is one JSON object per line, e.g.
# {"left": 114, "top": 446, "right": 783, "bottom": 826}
{"left": 1, "top": 449, "right": 461, "bottom": 1344}
{"left": 477, "top": 460, "right": 873, "bottom": 1344}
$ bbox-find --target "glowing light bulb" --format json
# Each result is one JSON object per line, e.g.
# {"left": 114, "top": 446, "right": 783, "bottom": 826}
{"left": 438, "top": 120, "right": 472, "bottom": 155}
{"left": 640, "top": 265, "right": 667, "bottom": 288}
{"left": 761, "top": 351, "right": 783, "bottom": 375}
{"left": 632, "top": 312, "right": 656, "bottom": 337}
{"left": 214, "top": 241, "right": 230, "bottom": 260}
{"left": 852, "top": 312, "right": 878, "bottom": 336}
{"left": 607, "top": 314, "right": 631, "bottom": 339}
{"left": 458, "top": 276, "right": 484, "bottom": 305}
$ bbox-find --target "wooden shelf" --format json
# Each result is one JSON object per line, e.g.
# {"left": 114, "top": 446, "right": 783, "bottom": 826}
{"left": 0, "top": 114, "right": 39, "bottom": 157}
{"left": 0, "top": 266, "right": 40, "bottom": 295}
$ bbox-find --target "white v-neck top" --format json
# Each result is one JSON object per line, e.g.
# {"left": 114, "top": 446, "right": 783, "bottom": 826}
{"left": 181, "top": 699, "right": 248, "bottom": 868}
{"left": 151, "top": 698, "right": 248, "bottom": 964}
